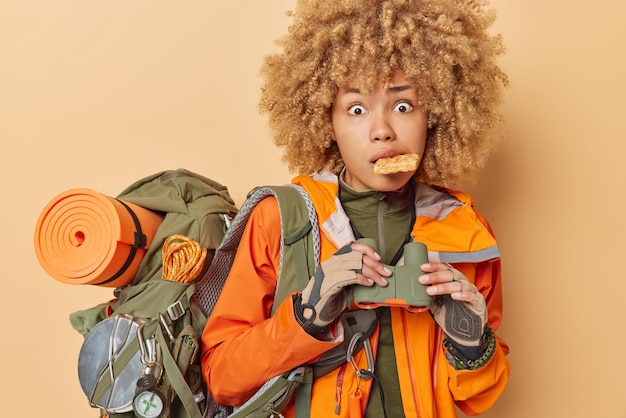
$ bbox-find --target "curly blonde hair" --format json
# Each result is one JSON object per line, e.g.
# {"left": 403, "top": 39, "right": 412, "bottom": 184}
{"left": 259, "top": 0, "right": 507, "bottom": 187}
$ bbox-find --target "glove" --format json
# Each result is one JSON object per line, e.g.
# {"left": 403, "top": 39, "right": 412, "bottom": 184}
{"left": 295, "top": 243, "right": 362, "bottom": 336}
{"left": 430, "top": 266, "right": 495, "bottom": 369}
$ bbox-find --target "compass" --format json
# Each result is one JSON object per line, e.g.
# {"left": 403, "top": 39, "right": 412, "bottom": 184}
{"left": 133, "top": 375, "right": 165, "bottom": 418}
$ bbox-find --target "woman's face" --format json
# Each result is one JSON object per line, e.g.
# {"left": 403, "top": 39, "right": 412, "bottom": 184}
{"left": 331, "top": 70, "right": 428, "bottom": 192}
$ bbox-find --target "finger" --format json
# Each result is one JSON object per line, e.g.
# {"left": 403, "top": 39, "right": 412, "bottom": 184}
{"left": 362, "top": 253, "right": 391, "bottom": 276}
{"left": 418, "top": 269, "right": 454, "bottom": 285}
{"left": 426, "top": 278, "right": 480, "bottom": 301}
{"left": 450, "top": 290, "right": 479, "bottom": 303}
{"left": 425, "top": 280, "right": 462, "bottom": 296}
{"left": 452, "top": 280, "right": 481, "bottom": 302}
{"left": 351, "top": 241, "right": 382, "bottom": 261}
{"left": 419, "top": 262, "right": 452, "bottom": 273}
{"left": 356, "top": 262, "right": 390, "bottom": 287}
{"left": 427, "top": 274, "right": 476, "bottom": 295}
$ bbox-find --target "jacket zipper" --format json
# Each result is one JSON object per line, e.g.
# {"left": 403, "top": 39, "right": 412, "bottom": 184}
{"left": 334, "top": 363, "right": 348, "bottom": 415}
{"left": 377, "top": 197, "right": 386, "bottom": 258}
{"left": 401, "top": 309, "right": 421, "bottom": 418}
{"left": 433, "top": 328, "right": 441, "bottom": 389}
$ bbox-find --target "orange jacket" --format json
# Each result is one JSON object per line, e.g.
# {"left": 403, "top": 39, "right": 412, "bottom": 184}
{"left": 201, "top": 171, "right": 510, "bottom": 417}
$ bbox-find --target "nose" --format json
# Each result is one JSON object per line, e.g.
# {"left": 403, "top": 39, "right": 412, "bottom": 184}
{"left": 370, "top": 112, "right": 395, "bottom": 142}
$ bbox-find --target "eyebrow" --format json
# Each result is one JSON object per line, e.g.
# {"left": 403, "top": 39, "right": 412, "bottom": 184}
{"left": 388, "top": 85, "right": 413, "bottom": 93}
{"left": 344, "top": 85, "right": 414, "bottom": 94}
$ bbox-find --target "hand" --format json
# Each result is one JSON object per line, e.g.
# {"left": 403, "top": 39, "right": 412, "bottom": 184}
{"left": 296, "top": 241, "right": 390, "bottom": 335}
{"left": 418, "top": 262, "right": 487, "bottom": 347}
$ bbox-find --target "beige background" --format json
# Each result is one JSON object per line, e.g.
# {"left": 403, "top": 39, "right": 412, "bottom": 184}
{"left": 1, "top": 1, "right": 624, "bottom": 417}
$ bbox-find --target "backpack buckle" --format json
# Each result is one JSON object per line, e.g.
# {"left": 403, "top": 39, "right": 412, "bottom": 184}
{"left": 167, "top": 301, "right": 185, "bottom": 321}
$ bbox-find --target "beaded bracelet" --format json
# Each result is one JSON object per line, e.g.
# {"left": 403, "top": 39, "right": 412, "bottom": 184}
{"left": 444, "top": 323, "right": 497, "bottom": 370}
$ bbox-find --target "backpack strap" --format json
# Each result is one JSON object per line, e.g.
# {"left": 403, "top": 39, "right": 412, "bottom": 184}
{"left": 194, "top": 184, "right": 320, "bottom": 418}
{"left": 154, "top": 323, "right": 204, "bottom": 418}
{"left": 194, "top": 184, "right": 320, "bottom": 317}
{"left": 265, "top": 185, "right": 320, "bottom": 316}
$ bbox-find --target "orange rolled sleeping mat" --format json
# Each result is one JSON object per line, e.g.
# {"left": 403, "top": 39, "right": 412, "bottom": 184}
{"left": 34, "top": 188, "right": 163, "bottom": 288}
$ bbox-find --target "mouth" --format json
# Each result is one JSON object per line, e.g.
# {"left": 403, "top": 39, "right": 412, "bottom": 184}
{"left": 370, "top": 150, "right": 400, "bottom": 164}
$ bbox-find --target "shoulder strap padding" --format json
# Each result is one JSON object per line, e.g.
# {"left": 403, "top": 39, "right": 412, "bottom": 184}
{"left": 194, "top": 185, "right": 319, "bottom": 318}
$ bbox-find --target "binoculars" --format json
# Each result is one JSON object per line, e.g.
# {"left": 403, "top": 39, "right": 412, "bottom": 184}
{"left": 351, "top": 238, "right": 431, "bottom": 312}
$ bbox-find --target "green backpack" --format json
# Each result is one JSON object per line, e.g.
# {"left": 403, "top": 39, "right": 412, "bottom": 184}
{"left": 70, "top": 168, "right": 377, "bottom": 418}
{"left": 69, "top": 169, "right": 322, "bottom": 418}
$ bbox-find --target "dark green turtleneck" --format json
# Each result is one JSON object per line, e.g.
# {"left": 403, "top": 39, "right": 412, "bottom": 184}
{"left": 339, "top": 176, "right": 414, "bottom": 418}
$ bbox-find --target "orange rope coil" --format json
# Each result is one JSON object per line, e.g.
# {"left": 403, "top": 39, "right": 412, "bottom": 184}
{"left": 161, "top": 234, "right": 207, "bottom": 283}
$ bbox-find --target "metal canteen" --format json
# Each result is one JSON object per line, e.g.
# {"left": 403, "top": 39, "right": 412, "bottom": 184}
{"left": 77, "top": 314, "right": 146, "bottom": 413}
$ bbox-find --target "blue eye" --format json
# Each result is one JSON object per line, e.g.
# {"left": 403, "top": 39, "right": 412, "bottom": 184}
{"left": 393, "top": 101, "right": 413, "bottom": 113}
{"left": 348, "top": 104, "right": 366, "bottom": 115}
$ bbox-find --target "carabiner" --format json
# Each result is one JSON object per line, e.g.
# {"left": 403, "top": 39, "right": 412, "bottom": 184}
{"left": 346, "top": 331, "right": 374, "bottom": 379}
{"left": 137, "top": 323, "right": 163, "bottom": 382}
